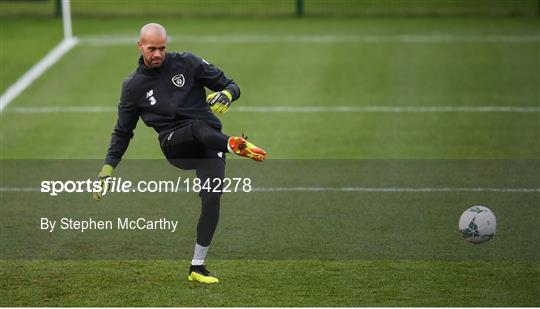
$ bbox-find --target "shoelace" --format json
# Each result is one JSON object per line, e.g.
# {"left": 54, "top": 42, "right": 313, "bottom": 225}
{"left": 237, "top": 132, "right": 249, "bottom": 151}
{"left": 193, "top": 265, "right": 210, "bottom": 276}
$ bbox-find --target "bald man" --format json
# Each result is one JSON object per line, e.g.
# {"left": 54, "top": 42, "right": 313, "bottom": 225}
{"left": 93, "top": 23, "right": 267, "bottom": 284}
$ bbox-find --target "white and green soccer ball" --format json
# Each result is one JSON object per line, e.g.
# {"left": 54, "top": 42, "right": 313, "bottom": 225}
{"left": 459, "top": 206, "right": 497, "bottom": 244}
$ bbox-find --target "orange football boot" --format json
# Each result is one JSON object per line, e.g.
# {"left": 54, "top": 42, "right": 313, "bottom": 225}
{"left": 227, "top": 135, "right": 267, "bottom": 162}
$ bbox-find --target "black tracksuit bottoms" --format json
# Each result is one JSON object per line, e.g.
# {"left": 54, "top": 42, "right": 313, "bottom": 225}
{"left": 159, "top": 119, "right": 229, "bottom": 247}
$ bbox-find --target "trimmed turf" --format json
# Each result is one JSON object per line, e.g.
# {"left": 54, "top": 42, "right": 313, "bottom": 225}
{"left": 0, "top": 17, "right": 63, "bottom": 93}
{"left": 1, "top": 14, "right": 539, "bottom": 306}
{"left": 1, "top": 260, "right": 539, "bottom": 307}
{"left": 2, "top": 18, "right": 539, "bottom": 159}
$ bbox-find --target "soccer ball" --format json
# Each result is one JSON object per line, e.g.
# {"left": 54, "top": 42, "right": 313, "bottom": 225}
{"left": 458, "top": 206, "right": 497, "bottom": 244}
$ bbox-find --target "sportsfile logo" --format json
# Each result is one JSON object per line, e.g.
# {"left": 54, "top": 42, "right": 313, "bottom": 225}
{"left": 41, "top": 179, "right": 106, "bottom": 196}
{"left": 40, "top": 177, "right": 252, "bottom": 196}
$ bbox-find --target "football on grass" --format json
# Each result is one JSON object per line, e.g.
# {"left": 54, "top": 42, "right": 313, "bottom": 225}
{"left": 459, "top": 206, "right": 497, "bottom": 244}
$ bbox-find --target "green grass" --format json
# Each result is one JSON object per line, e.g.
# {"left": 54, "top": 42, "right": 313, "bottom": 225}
{"left": 1, "top": 260, "right": 538, "bottom": 306}
{"left": 1, "top": 18, "right": 539, "bottom": 159}
{"left": 1, "top": 15, "right": 539, "bottom": 306}
{"left": 1, "top": 160, "right": 539, "bottom": 305}
{"left": 0, "top": 18, "right": 63, "bottom": 93}
{"left": 2, "top": 0, "right": 537, "bottom": 17}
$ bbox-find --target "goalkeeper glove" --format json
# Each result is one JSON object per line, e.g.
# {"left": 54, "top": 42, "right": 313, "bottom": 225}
{"left": 207, "top": 90, "right": 232, "bottom": 114}
{"left": 92, "top": 164, "right": 114, "bottom": 201}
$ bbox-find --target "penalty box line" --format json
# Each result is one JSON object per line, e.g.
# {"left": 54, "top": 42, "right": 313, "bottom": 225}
{"left": 6, "top": 106, "right": 540, "bottom": 113}
{"left": 79, "top": 34, "right": 540, "bottom": 45}
{"left": 1, "top": 187, "right": 539, "bottom": 193}
{"left": 0, "top": 38, "right": 80, "bottom": 112}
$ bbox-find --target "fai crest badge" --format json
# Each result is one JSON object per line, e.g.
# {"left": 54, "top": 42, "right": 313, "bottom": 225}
{"left": 171, "top": 74, "right": 185, "bottom": 87}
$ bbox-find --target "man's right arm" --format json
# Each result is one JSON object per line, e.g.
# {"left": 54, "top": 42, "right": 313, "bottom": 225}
{"left": 93, "top": 80, "right": 139, "bottom": 201}
{"left": 104, "top": 80, "right": 140, "bottom": 168}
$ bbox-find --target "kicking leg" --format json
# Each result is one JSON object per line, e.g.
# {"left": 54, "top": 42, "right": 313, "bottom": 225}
{"left": 191, "top": 120, "right": 268, "bottom": 162}
{"left": 190, "top": 119, "right": 229, "bottom": 152}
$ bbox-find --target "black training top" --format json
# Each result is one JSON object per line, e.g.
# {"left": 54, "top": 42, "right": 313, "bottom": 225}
{"left": 104, "top": 52, "right": 240, "bottom": 167}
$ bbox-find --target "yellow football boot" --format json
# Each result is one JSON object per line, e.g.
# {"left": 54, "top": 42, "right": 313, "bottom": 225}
{"left": 188, "top": 265, "right": 219, "bottom": 284}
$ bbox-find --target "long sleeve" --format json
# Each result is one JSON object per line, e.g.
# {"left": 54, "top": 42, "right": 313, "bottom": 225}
{"left": 188, "top": 53, "right": 241, "bottom": 101}
{"left": 104, "top": 80, "right": 140, "bottom": 167}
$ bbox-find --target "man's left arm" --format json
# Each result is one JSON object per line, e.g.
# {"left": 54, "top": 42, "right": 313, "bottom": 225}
{"left": 192, "top": 55, "right": 240, "bottom": 113}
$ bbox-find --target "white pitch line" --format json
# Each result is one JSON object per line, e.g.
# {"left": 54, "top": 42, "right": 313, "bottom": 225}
{"left": 7, "top": 105, "right": 540, "bottom": 113}
{"left": 1, "top": 187, "right": 539, "bottom": 193}
{"left": 79, "top": 34, "right": 540, "bottom": 46}
{"left": 235, "top": 106, "right": 540, "bottom": 113}
{"left": 251, "top": 187, "right": 540, "bottom": 193}
{"left": 9, "top": 106, "right": 115, "bottom": 113}
{"left": 0, "top": 188, "right": 41, "bottom": 192}
{"left": 0, "top": 37, "right": 79, "bottom": 112}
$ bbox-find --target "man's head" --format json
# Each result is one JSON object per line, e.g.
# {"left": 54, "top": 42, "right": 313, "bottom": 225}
{"left": 138, "top": 23, "right": 167, "bottom": 68}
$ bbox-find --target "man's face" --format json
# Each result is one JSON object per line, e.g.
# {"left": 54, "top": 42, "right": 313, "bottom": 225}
{"left": 138, "top": 34, "right": 167, "bottom": 68}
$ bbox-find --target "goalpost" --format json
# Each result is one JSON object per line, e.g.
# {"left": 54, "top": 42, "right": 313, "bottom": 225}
{"left": 62, "top": 0, "right": 73, "bottom": 39}
{"left": 0, "top": 0, "right": 77, "bottom": 111}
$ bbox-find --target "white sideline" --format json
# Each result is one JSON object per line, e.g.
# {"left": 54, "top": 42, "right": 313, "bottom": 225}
{"left": 1, "top": 187, "right": 539, "bottom": 193}
{"left": 0, "top": 37, "right": 79, "bottom": 112}
{"left": 251, "top": 187, "right": 540, "bottom": 193}
{"left": 7, "top": 105, "right": 540, "bottom": 113}
{"left": 79, "top": 34, "right": 540, "bottom": 45}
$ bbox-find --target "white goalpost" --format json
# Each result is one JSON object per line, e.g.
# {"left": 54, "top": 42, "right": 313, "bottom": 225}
{"left": 62, "top": 0, "right": 73, "bottom": 39}
{"left": 0, "top": 0, "right": 78, "bottom": 111}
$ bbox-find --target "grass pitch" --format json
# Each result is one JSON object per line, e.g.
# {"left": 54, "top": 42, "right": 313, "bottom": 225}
{"left": 1, "top": 15, "right": 539, "bottom": 306}
{"left": 1, "top": 260, "right": 538, "bottom": 306}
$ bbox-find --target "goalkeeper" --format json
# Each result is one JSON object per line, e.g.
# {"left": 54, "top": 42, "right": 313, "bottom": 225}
{"left": 93, "top": 23, "right": 267, "bottom": 284}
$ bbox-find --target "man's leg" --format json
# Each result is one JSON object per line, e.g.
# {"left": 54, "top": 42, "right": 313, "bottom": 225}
{"left": 190, "top": 120, "right": 229, "bottom": 152}
{"left": 191, "top": 120, "right": 267, "bottom": 162}
{"left": 160, "top": 124, "right": 202, "bottom": 170}
{"left": 187, "top": 148, "right": 225, "bottom": 284}
{"left": 160, "top": 121, "right": 265, "bottom": 283}
{"left": 160, "top": 126, "right": 218, "bottom": 283}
